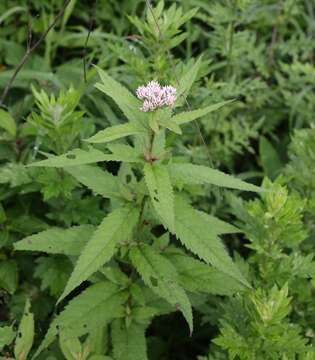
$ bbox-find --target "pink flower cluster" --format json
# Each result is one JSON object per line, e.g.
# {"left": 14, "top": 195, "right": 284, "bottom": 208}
{"left": 136, "top": 81, "right": 177, "bottom": 112}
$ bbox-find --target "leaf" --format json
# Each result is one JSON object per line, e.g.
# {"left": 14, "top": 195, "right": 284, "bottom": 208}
{"left": 85, "top": 123, "right": 143, "bottom": 144}
{"left": 106, "top": 143, "right": 144, "bottom": 163}
{"left": 0, "top": 326, "right": 16, "bottom": 350}
{"left": 0, "top": 109, "right": 16, "bottom": 137}
{"left": 59, "top": 206, "right": 139, "bottom": 302}
{"left": 176, "top": 57, "right": 202, "bottom": 102}
{"left": 14, "top": 299, "right": 34, "bottom": 360}
{"left": 174, "top": 196, "right": 249, "bottom": 287}
{"left": 168, "top": 163, "right": 261, "bottom": 192}
{"left": 29, "top": 148, "right": 112, "bottom": 168}
{"left": 94, "top": 66, "right": 146, "bottom": 127}
{"left": 144, "top": 163, "right": 175, "bottom": 233}
{"left": 34, "top": 282, "right": 127, "bottom": 358}
{"left": 59, "top": 331, "right": 82, "bottom": 360}
{"left": 165, "top": 251, "right": 244, "bottom": 295}
{"left": 0, "top": 260, "right": 18, "bottom": 294}
{"left": 259, "top": 136, "right": 282, "bottom": 180}
{"left": 197, "top": 212, "right": 241, "bottom": 234}
{"left": 112, "top": 320, "right": 148, "bottom": 360}
{"left": 129, "top": 244, "right": 193, "bottom": 334}
{"left": 65, "top": 165, "right": 121, "bottom": 199}
{"left": 14, "top": 225, "right": 94, "bottom": 256}
{"left": 172, "top": 100, "right": 234, "bottom": 125}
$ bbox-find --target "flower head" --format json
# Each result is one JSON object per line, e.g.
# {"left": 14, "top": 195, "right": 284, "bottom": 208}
{"left": 136, "top": 81, "right": 177, "bottom": 112}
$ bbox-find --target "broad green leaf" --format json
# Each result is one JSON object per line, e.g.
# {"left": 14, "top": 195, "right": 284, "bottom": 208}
{"left": 144, "top": 163, "right": 175, "bottom": 233}
{"left": 112, "top": 320, "right": 148, "bottom": 360}
{"left": 94, "top": 66, "right": 146, "bottom": 127}
{"left": 59, "top": 206, "right": 139, "bottom": 302}
{"left": 0, "top": 109, "right": 16, "bottom": 137}
{"left": 172, "top": 100, "right": 233, "bottom": 125}
{"left": 89, "top": 356, "right": 113, "bottom": 360}
{"left": 174, "top": 196, "right": 249, "bottom": 287}
{"left": 165, "top": 251, "right": 244, "bottom": 295}
{"left": 0, "top": 260, "right": 18, "bottom": 294}
{"left": 65, "top": 165, "right": 121, "bottom": 199}
{"left": 0, "top": 326, "right": 16, "bottom": 350}
{"left": 29, "top": 148, "right": 112, "bottom": 168}
{"left": 169, "top": 163, "right": 261, "bottom": 192}
{"left": 129, "top": 244, "right": 193, "bottom": 334}
{"left": 14, "top": 225, "right": 94, "bottom": 256}
{"left": 14, "top": 299, "right": 34, "bottom": 360}
{"left": 85, "top": 123, "right": 143, "bottom": 144}
{"left": 34, "top": 282, "right": 127, "bottom": 358}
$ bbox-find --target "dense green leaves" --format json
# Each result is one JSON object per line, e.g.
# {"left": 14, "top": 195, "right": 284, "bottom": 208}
{"left": 0, "top": 109, "right": 16, "bottom": 137}
{"left": 59, "top": 206, "right": 139, "bottom": 301}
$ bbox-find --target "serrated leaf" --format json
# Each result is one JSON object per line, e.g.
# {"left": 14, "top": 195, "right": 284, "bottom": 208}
{"left": 29, "top": 148, "right": 112, "bottom": 168}
{"left": 94, "top": 66, "right": 146, "bottom": 127}
{"left": 197, "top": 212, "right": 241, "bottom": 234}
{"left": 169, "top": 163, "right": 261, "bottom": 192}
{"left": 0, "top": 109, "right": 16, "bottom": 137}
{"left": 174, "top": 196, "right": 249, "bottom": 288}
{"left": 176, "top": 57, "right": 202, "bottom": 102}
{"left": 34, "top": 282, "right": 127, "bottom": 358}
{"left": 86, "top": 123, "right": 143, "bottom": 144}
{"left": 14, "top": 225, "right": 94, "bottom": 256}
{"left": 59, "top": 206, "right": 139, "bottom": 302}
{"left": 0, "top": 326, "right": 16, "bottom": 350}
{"left": 165, "top": 252, "right": 244, "bottom": 295}
{"left": 129, "top": 244, "right": 193, "bottom": 334}
{"left": 65, "top": 165, "right": 121, "bottom": 199}
{"left": 112, "top": 320, "right": 148, "bottom": 360}
{"left": 172, "top": 100, "right": 233, "bottom": 125}
{"left": 144, "top": 163, "right": 175, "bottom": 233}
{"left": 14, "top": 299, "right": 34, "bottom": 360}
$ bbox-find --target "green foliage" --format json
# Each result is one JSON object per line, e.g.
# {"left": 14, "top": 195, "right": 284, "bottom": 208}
{"left": 1, "top": 0, "right": 315, "bottom": 359}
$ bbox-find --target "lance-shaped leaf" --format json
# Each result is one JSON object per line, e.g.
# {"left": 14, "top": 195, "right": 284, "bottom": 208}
{"left": 29, "top": 148, "right": 112, "bottom": 168}
{"left": 85, "top": 123, "right": 144, "bottom": 144}
{"left": 112, "top": 320, "right": 148, "bottom": 360}
{"left": 94, "top": 66, "right": 146, "bottom": 127}
{"left": 34, "top": 282, "right": 127, "bottom": 358}
{"left": 0, "top": 109, "right": 16, "bottom": 137}
{"left": 176, "top": 57, "right": 202, "bottom": 103}
{"left": 172, "top": 100, "right": 233, "bottom": 125}
{"left": 144, "top": 163, "right": 175, "bottom": 233}
{"left": 165, "top": 252, "right": 244, "bottom": 296}
{"left": 168, "top": 163, "right": 261, "bottom": 192}
{"left": 14, "top": 299, "right": 34, "bottom": 360}
{"left": 14, "top": 225, "right": 94, "bottom": 257}
{"left": 65, "top": 165, "right": 121, "bottom": 199}
{"left": 59, "top": 206, "right": 139, "bottom": 302}
{"left": 106, "top": 143, "right": 144, "bottom": 163}
{"left": 129, "top": 244, "right": 193, "bottom": 334}
{"left": 174, "top": 196, "right": 249, "bottom": 287}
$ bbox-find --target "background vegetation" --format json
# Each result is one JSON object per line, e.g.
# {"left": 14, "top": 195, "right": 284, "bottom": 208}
{"left": 1, "top": 1, "right": 315, "bottom": 359}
